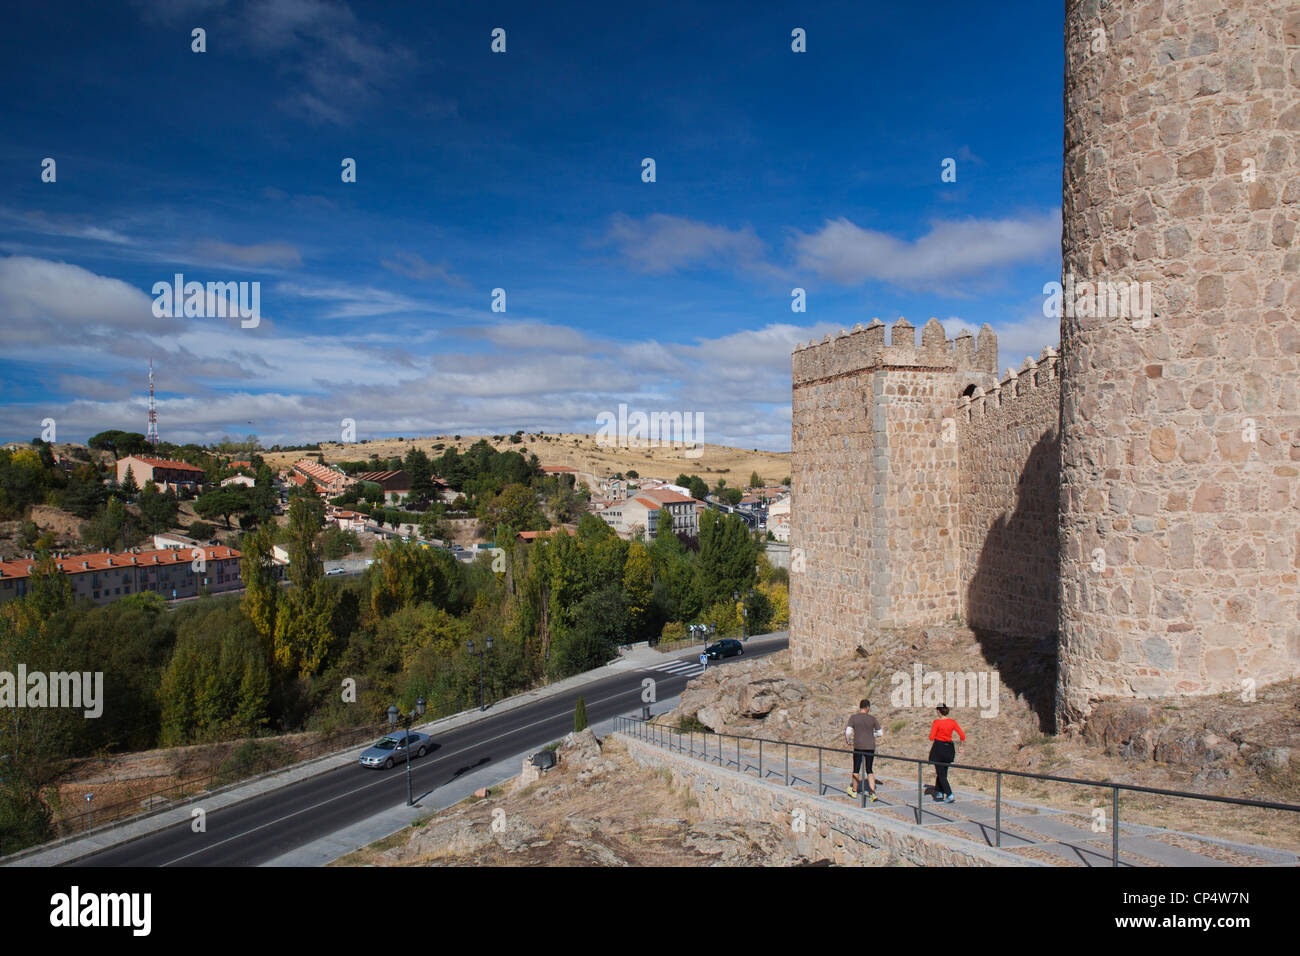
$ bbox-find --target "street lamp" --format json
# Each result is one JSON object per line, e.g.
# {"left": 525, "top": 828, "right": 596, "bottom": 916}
{"left": 734, "top": 588, "right": 754, "bottom": 639}
{"left": 467, "top": 637, "right": 494, "bottom": 711}
{"left": 387, "top": 696, "right": 427, "bottom": 807}
{"left": 85, "top": 792, "right": 94, "bottom": 831}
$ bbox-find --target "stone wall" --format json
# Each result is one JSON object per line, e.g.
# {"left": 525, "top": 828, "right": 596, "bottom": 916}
{"left": 790, "top": 0, "right": 1300, "bottom": 727}
{"left": 1058, "top": 0, "right": 1300, "bottom": 723}
{"left": 958, "top": 350, "right": 1062, "bottom": 639}
{"left": 619, "top": 733, "right": 1038, "bottom": 866}
{"left": 790, "top": 319, "right": 997, "bottom": 663}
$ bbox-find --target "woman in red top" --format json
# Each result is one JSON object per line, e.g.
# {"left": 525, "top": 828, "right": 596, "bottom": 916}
{"left": 928, "top": 705, "right": 965, "bottom": 803}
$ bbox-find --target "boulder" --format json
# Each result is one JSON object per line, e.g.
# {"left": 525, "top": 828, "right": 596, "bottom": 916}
{"left": 519, "top": 756, "right": 540, "bottom": 786}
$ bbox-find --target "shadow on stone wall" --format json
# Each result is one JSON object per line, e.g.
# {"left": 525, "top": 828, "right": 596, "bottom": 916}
{"left": 965, "top": 431, "right": 1060, "bottom": 731}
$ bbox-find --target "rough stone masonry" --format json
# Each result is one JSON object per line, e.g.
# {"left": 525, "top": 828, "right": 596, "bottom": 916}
{"left": 790, "top": 0, "right": 1300, "bottom": 729}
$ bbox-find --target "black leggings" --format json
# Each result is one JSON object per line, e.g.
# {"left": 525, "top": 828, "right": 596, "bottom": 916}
{"left": 929, "top": 740, "right": 956, "bottom": 796}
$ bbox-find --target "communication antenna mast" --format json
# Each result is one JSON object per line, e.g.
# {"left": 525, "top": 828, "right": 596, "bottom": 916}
{"left": 147, "top": 357, "right": 159, "bottom": 447}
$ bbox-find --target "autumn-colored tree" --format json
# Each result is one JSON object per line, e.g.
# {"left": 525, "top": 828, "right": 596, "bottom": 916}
{"left": 271, "top": 496, "right": 336, "bottom": 676}
{"left": 622, "top": 539, "right": 653, "bottom": 640}
{"left": 239, "top": 524, "right": 279, "bottom": 657}
{"left": 369, "top": 539, "right": 453, "bottom": 618}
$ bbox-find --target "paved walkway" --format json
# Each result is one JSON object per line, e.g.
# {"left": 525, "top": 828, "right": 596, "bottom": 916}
{"left": 632, "top": 726, "right": 1298, "bottom": 867}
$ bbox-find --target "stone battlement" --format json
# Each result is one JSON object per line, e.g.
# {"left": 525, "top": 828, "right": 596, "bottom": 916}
{"left": 790, "top": 0, "right": 1300, "bottom": 729}
{"left": 792, "top": 317, "right": 997, "bottom": 387}
{"left": 957, "top": 347, "right": 1059, "bottom": 420}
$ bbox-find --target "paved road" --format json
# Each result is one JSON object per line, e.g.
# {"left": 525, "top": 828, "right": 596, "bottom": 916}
{"left": 71, "top": 638, "right": 786, "bottom": 866}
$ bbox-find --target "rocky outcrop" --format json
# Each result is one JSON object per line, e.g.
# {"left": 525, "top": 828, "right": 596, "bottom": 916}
{"left": 1082, "top": 698, "right": 1299, "bottom": 784}
{"left": 678, "top": 659, "right": 813, "bottom": 732}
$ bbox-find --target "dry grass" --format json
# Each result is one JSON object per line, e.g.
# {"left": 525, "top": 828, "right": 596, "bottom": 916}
{"left": 261, "top": 432, "right": 789, "bottom": 488}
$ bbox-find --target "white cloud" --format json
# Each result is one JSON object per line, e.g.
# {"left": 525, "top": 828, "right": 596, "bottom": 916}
{"left": 600, "top": 213, "right": 771, "bottom": 276}
{"left": 792, "top": 210, "right": 1061, "bottom": 288}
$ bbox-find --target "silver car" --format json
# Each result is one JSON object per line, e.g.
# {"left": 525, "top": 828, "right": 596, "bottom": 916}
{"left": 359, "top": 731, "right": 432, "bottom": 769}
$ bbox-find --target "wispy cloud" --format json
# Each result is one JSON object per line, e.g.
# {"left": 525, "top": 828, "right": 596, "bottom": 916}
{"left": 792, "top": 210, "right": 1061, "bottom": 289}
{"left": 599, "top": 213, "right": 774, "bottom": 277}
{"left": 381, "top": 251, "right": 468, "bottom": 289}
{"left": 194, "top": 239, "right": 303, "bottom": 268}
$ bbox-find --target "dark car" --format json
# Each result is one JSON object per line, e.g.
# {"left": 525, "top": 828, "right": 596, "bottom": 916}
{"left": 705, "top": 639, "right": 744, "bottom": 661}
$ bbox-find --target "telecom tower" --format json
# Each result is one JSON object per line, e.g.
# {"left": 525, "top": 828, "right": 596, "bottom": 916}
{"left": 146, "top": 357, "right": 159, "bottom": 448}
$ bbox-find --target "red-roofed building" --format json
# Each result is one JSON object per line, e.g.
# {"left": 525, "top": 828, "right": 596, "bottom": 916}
{"left": 325, "top": 507, "right": 369, "bottom": 533}
{"left": 596, "top": 489, "right": 701, "bottom": 539}
{"left": 630, "top": 488, "right": 699, "bottom": 536}
{"left": 292, "top": 459, "right": 354, "bottom": 497}
{"left": 516, "top": 527, "right": 577, "bottom": 542}
{"left": 116, "top": 455, "right": 206, "bottom": 493}
{"left": 354, "top": 470, "right": 411, "bottom": 503}
{"left": 0, "top": 545, "right": 246, "bottom": 607}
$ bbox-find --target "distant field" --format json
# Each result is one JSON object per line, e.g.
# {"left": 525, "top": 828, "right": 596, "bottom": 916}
{"left": 260, "top": 433, "right": 790, "bottom": 486}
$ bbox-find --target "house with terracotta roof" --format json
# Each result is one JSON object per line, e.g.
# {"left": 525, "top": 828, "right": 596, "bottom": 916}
{"left": 0, "top": 545, "right": 246, "bottom": 607}
{"left": 630, "top": 488, "right": 700, "bottom": 537}
{"left": 766, "top": 494, "right": 791, "bottom": 542}
{"left": 291, "top": 458, "right": 354, "bottom": 497}
{"left": 354, "top": 469, "right": 411, "bottom": 503}
{"left": 325, "top": 507, "right": 369, "bottom": 533}
{"left": 516, "top": 527, "right": 577, "bottom": 542}
{"left": 116, "top": 455, "right": 206, "bottom": 494}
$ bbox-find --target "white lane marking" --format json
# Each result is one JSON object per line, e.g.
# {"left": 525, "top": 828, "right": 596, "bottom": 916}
{"left": 157, "top": 681, "right": 647, "bottom": 866}
{"left": 649, "top": 659, "right": 700, "bottom": 671}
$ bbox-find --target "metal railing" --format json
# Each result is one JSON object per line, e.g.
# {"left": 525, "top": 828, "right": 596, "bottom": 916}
{"left": 42, "top": 722, "right": 389, "bottom": 845}
{"left": 616, "top": 716, "right": 1300, "bottom": 866}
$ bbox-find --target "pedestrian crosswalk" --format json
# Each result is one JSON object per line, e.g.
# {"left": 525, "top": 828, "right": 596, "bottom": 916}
{"left": 644, "top": 658, "right": 706, "bottom": 678}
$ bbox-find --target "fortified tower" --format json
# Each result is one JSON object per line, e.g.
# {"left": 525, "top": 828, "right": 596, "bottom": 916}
{"left": 789, "top": 318, "right": 997, "bottom": 663}
{"left": 1058, "top": 1, "right": 1300, "bottom": 723}
{"left": 789, "top": 1, "right": 1300, "bottom": 727}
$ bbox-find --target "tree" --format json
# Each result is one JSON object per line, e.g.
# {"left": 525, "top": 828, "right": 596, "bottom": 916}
{"left": 573, "top": 695, "right": 588, "bottom": 733}
{"left": 119, "top": 465, "right": 139, "bottom": 501}
{"left": 405, "top": 447, "right": 434, "bottom": 502}
{"left": 724, "top": 488, "right": 744, "bottom": 507}
{"left": 272, "top": 496, "right": 336, "bottom": 676}
{"left": 692, "top": 510, "right": 758, "bottom": 612}
{"left": 749, "top": 470, "right": 761, "bottom": 489}
{"left": 137, "top": 481, "right": 179, "bottom": 533}
{"left": 246, "top": 465, "right": 277, "bottom": 527}
{"left": 83, "top": 498, "right": 130, "bottom": 551}
{"left": 239, "top": 524, "right": 279, "bottom": 658}
{"left": 622, "top": 540, "right": 653, "bottom": 640}
{"left": 195, "top": 486, "right": 247, "bottom": 530}
{"left": 361, "top": 482, "right": 385, "bottom": 507}
{"left": 159, "top": 625, "right": 270, "bottom": 744}
{"left": 60, "top": 474, "right": 108, "bottom": 520}
{"left": 686, "top": 475, "right": 709, "bottom": 501}
{"left": 0, "top": 554, "right": 75, "bottom": 852}
{"left": 553, "top": 585, "right": 629, "bottom": 677}
{"left": 368, "top": 539, "right": 454, "bottom": 617}
{"left": 744, "top": 587, "right": 774, "bottom": 635}
{"left": 479, "top": 483, "right": 541, "bottom": 536}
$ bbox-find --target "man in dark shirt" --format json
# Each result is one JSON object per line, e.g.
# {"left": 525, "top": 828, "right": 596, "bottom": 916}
{"left": 845, "top": 699, "right": 883, "bottom": 801}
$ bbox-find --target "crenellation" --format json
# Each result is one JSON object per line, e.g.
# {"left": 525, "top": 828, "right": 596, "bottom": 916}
{"left": 793, "top": 0, "right": 1300, "bottom": 726}
{"left": 792, "top": 317, "right": 998, "bottom": 389}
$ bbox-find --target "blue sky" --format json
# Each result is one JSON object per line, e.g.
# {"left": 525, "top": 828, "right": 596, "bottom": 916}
{"left": 0, "top": 0, "right": 1063, "bottom": 450}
